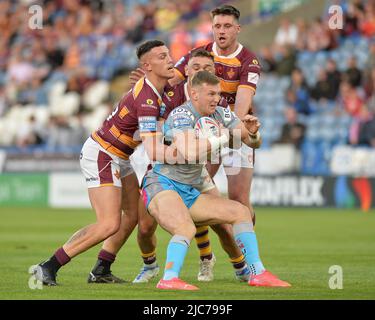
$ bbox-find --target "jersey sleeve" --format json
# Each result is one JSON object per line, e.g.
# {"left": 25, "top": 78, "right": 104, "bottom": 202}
{"left": 239, "top": 54, "right": 261, "bottom": 93}
{"left": 214, "top": 106, "right": 240, "bottom": 130}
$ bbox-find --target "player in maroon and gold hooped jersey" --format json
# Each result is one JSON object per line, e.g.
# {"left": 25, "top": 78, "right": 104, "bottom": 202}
{"left": 32, "top": 40, "right": 178, "bottom": 286}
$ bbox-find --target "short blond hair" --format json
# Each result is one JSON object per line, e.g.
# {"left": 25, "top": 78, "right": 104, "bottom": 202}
{"left": 191, "top": 70, "right": 220, "bottom": 87}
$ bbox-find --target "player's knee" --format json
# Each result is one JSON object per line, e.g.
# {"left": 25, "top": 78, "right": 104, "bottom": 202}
{"left": 230, "top": 202, "right": 251, "bottom": 224}
{"left": 138, "top": 219, "right": 156, "bottom": 239}
{"left": 125, "top": 209, "right": 138, "bottom": 226}
{"left": 213, "top": 223, "right": 233, "bottom": 238}
{"left": 98, "top": 219, "right": 121, "bottom": 238}
{"left": 176, "top": 222, "right": 196, "bottom": 240}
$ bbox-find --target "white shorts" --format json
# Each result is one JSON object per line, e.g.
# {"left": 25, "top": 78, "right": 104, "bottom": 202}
{"left": 80, "top": 137, "right": 135, "bottom": 188}
{"left": 221, "top": 143, "right": 254, "bottom": 169}
{"left": 193, "top": 166, "right": 216, "bottom": 193}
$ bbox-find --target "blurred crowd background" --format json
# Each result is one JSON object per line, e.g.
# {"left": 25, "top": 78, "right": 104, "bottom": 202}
{"left": 0, "top": 0, "right": 374, "bottom": 176}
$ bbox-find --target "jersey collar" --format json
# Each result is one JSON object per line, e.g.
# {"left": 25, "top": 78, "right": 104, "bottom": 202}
{"left": 145, "top": 77, "right": 163, "bottom": 102}
{"left": 212, "top": 42, "right": 243, "bottom": 59}
{"left": 186, "top": 100, "right": 204, "bottom": 119}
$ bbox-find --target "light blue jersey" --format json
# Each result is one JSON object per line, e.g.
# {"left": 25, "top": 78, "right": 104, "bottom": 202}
{"left": 153, "top": 101, "right": 240, "bottom": 185}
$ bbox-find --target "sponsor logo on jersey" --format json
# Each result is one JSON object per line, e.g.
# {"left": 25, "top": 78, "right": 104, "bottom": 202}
{"left": 167, "top": 91, "right": 174, "bottom": 97}
{"left": 222, "top": 107, "right": 232, "bottom": 121}
{"left": 173, "top": 117, "right": 191, "bottom": 128}
{"left": 139, "top": 116, "right": 157, "bottom": 132}
{"left": 171, "top": 107, "right": 195, "bottom": 121}
{"left": 141, "top": 104, "right": 158, "bottom": 110}
{"left": 146, "top": 99, "right": 154, "bottom": 105}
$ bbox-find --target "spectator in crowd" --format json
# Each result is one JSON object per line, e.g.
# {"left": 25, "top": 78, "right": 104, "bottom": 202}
{"left": 259, "top": 46, "right": 276, "bottom": 73}
{"left": 311, "top": 69, "right": 335, "bottom": 101}
{"left": 364, "top": 42, "right": 375, "bottom": 92}
{"left": 339, "top": 80, "right": 365, "bottom": 117}
{"left": 193, "top": 10, "right": 212, "bottom": 47}
{"left": 366, "top": 42, "right": 375, "bottom": 71}
{"left": 275, "top": 106, "right": 306, "bottom": 149}
{"left": 294, "top": 18, "right": 308, "bottom": 51}
{"left": 341, "top": 1, "right": 363, "bottom": 37}
{"left": 326, "top": 58, "right": 342, "bottom": 100}
{"left": 47, "top": 115, "right": 85, "bottom": 151}
{"left": 169, "top": 21, "right": 193, "bottom": 63}
{"left": 179, "top": 1, "right": 198, "bottom": 21}
{"left": 306, "top": 18, "right": 333, "bottom": 52}
{"left": 155, "top": 2, "right": 180, "bottom": 32}
{"left": 142, "top": 2, "right": 157, "bottom": 35}
{"left": 349, "top": 105, "right": 375, "bottom": 146}
{"left": 275, "top": 45, "right": 296, "bottom": 76}
{"left": 360, "top": 1, "right": 375, "bottom": 37}
{"left": 44, "top": 38, "right": 65, "bottom": 71}
{"left": 125, "top": 5, "right": 146, "bottom": 44}
{"left": 358, "top": 112, "right": 375, "bottom": 146}
{"left": 365, "top": 68, "right": 375, "bottom": 110}
{"left": 274, "top": 18, "right": 298, "bottom": 47}
{"left": 286, "top": 68, "right": 312, "bottom": 114}
{"left": 15, "top": 115, "right": 45, "bottom": 148}
{"left": 345, "top": 56, "right": 362, "bottom": 88}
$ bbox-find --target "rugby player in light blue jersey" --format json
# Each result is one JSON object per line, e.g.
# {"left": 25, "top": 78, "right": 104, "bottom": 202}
{"left": 141, "top": 70, "right": 291, "bottom": 290}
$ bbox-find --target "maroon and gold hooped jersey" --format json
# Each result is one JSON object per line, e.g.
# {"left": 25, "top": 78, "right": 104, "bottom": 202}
{"left": 91, "top": 77, "right": 169, "bottom": 160}
{"left": 174, "top": 42, "right": 261, "bottom": 108}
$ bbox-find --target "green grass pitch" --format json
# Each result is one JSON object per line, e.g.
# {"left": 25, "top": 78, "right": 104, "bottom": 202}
{"left": 0, "top": 207, "right": 374, "bottom": 300}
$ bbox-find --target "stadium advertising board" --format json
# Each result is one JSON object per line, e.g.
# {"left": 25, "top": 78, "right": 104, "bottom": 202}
{"left": 3, "top": 153, "right": 80, "bottom": 172}
{"left": 250, "top": 175, "right": 375, "bottom": 210}
{"left": 331, "top": 146, "right": 375, "bottom": 177}
{"left": 49, "top": 173, "right": 90, "bottom": 208}
{"left": 0, "top": 173, "right": 373, "bottom": 209}
{"left": 0, "top": 174, "right": 48, "bottom": 206}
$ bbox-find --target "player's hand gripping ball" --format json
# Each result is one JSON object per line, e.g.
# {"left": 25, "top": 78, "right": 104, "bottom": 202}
{"left": 194, "top": 116, "right": 221, "bottom": 163}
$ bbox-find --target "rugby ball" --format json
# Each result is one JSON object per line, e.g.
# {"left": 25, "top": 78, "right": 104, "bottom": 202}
{"left": 194, "top": 116, "right": 221, "bottom": 138}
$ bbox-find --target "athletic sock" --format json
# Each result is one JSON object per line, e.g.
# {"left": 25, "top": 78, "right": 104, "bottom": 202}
{"left": 233, "top": 223, "right": 265, "bottom": 275}
{"left": 195, "top": 226, "right": 213, "bottom": 261}
{"left": 141, "top": 250, "right": 157, "bottom": 267}
{"left": 42, "top": 247, "right": 71, "bottom": 273}
{"left": 163, "top": 235, "right": 190, "bottom": 280}
{"left": 230, "top": 254, "right": 247, "bottom": 271}
{"left": 92, "top": 249, "right": 116, "bottom": 275}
